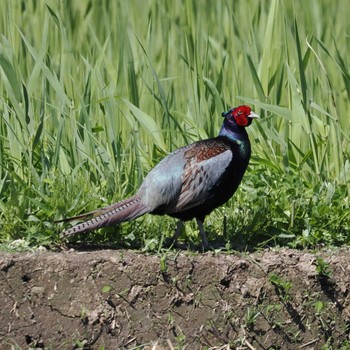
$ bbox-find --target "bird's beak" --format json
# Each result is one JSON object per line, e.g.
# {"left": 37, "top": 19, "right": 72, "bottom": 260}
{"left": 248, "top": 112, "right": 260, "bottom": 119}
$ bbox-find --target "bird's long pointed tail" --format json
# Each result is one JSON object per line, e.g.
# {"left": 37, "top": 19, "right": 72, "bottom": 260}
{"left": 59, "top": 195, "right": 149, "bottom": 237}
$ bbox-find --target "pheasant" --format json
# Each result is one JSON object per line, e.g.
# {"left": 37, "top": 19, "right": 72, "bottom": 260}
{"left": 59, "top": 105, "right": 259, "bottom": 249}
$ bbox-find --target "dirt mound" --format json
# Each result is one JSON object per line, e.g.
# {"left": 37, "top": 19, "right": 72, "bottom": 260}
{"left": 1, "top": 248, "right": 350, "bottom": 349}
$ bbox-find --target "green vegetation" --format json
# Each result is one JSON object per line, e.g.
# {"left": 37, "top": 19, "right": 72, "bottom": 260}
{"left": 315, "top": 256, "right": 332, "bottom": 279}
{"left": 0, "top": 0, "right": 349, "bottom": 249}
{"left": 269, "top": 273, "right": 292, "bottom": 302}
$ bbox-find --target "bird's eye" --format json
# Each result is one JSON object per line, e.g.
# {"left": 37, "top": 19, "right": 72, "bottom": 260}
{"left": 237, "top": 111, "right": 242, "bottom": 116}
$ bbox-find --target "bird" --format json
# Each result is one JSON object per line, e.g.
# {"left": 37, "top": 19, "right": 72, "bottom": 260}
{"left": 58, "top": 105, "right": 259, "bottom": 249}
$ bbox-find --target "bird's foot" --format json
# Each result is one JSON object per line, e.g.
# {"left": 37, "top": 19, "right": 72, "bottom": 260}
{"left": 201, "top": 241, "right": 213, "bottom": 251}
{"left": 164, "top": 238, "right": 212, "bottom": 251}
{"left": 163, "top": 237, "right": 189, "bottom": 250}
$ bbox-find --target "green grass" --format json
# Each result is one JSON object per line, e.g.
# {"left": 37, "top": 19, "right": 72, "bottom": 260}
{"left": 0, "top": 0, "right": 349, "bottom": 250}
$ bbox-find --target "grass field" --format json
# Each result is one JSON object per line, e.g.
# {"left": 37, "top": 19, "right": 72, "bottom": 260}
{"left": 0, "top": 0, "right": 349, "bottom": 250}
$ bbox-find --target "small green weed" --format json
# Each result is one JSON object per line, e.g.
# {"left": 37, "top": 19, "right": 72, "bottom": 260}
{"left": 245, "top": 307, "right": 261, "bottom": 328}
{"left": 315, "top": 256, "right": 332, "bottom": 279}
{"left": 101, "top": 285, "right": 112, "bottom": 293}
{"left": 269, "top": 273, "right": 292, "bottom": 302}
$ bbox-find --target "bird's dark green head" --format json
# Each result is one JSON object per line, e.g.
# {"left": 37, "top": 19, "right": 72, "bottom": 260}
{"left": 222, "top": 105, "right": 259, "bottom": 127}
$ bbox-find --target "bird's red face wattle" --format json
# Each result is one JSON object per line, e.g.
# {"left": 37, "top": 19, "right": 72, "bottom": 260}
{"left": 232, "top": 105, "right": 254, "bottom": 127}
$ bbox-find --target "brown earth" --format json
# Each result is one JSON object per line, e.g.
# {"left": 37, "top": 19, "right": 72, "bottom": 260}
{"left": 1, "top": 248, "right": 350, "bottom": 350}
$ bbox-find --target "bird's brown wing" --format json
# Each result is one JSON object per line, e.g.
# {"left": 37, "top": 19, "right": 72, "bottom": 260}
{"left": 175, "top": 142, "right": 232, "bottom": 211}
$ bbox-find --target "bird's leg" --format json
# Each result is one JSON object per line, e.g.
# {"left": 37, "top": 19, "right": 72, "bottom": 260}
{"left": 173, "top": 220, "right": 184, "bottom": 242}
{"left": 165, "top": 220, "right": 184, "bottom": 247}
{"left": 196, "top": 218, "right": 211, "bottom": 250}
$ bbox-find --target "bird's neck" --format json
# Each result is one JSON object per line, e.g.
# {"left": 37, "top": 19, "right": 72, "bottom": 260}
{"left": 219, "top": 120, "right": 249, "bottom": 143}
{"left": 219, "top": 120, "right": 251, "bottom": 160}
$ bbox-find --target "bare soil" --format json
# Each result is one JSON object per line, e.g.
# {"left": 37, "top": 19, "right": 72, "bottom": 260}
{"left": 1, "top": 248, "right": 350, "bottom": 349}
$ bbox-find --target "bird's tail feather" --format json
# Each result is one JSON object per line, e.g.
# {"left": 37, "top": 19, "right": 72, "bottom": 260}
{"left": 60, "top": 195, "right": 149, "bottom": 237}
